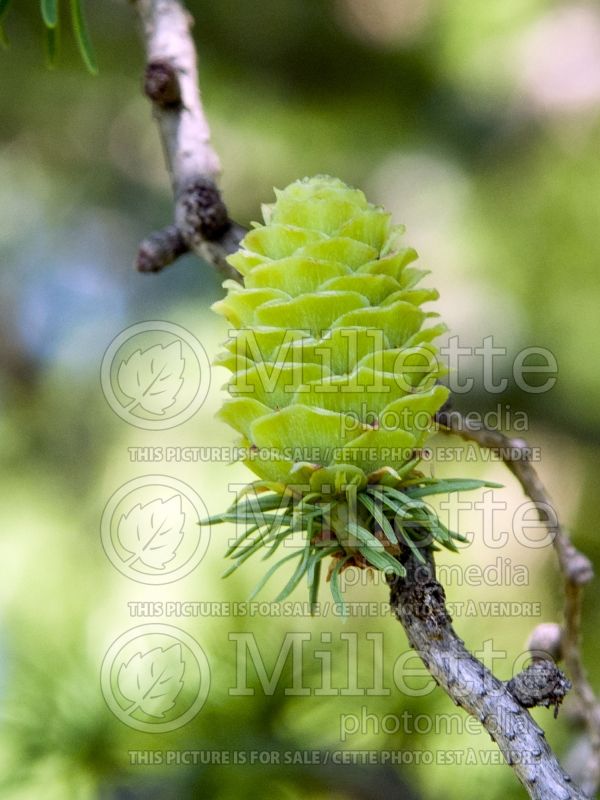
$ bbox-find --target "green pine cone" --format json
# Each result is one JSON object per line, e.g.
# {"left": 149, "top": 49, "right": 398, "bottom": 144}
{"left": 208, "top": 176, "right": 494, "bottom": 605}
{"left": 214, "top": 175, "right": 449, "bottom": 488}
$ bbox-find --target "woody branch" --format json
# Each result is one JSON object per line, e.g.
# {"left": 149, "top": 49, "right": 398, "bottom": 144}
{"left": 131, "top": 0, "right": 244, "bottom": 274}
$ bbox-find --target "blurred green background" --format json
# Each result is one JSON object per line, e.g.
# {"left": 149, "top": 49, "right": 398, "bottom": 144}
{"left": 1, "top": 0, "right": 600, "bottom": 798}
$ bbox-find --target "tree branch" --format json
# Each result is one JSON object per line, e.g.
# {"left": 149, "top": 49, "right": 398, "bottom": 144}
{"left": 132, "top": 0, "right": 244, "bottom": 274}
{"left": 388, "top": 551, "right": 587, "bottom": 799}
{"left": 437, "top": 410, "right": 600, "bottom": 795}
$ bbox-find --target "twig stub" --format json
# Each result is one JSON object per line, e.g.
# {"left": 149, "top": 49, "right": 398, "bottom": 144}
{"left": 135, "top": 223, "right": 188, "bottom": 272}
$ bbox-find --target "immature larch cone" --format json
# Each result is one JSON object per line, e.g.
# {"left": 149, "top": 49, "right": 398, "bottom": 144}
{"left": 208, "top": 176, "right": 490, "bottom": 604}
{"left": 214, "top": 175, "right": 448, "bottom": 488}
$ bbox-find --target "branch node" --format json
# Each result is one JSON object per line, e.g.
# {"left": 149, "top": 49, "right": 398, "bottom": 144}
{"left": 176, "top": 177, "right": 231, "bottom": 245}
{"left": 144, "top": 59, "right": 182, "bottom": 108}
{"left": 527, "top": 622, "right": 564, "bottom": 663}
{"left": 506, "top": 660, "right": 572, "bottom": 716}
{"left": 567, "top": 551, "right": 594, "bottom": 586}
